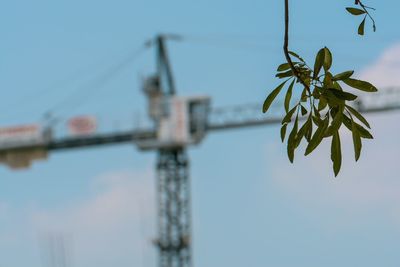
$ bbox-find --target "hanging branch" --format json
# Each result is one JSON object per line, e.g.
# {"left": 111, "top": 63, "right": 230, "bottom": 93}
{"left": 262, "top": 0, "right": 378, "bottom": 176}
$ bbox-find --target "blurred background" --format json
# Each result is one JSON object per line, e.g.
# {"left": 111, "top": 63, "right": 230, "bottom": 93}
{"left": 1, "top": 0, "right": 400, "bottom": 266}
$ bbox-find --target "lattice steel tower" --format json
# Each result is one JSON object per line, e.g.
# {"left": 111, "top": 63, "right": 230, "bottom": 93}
{"left": 156, "top": 149, "right": 191, "bottom": 267}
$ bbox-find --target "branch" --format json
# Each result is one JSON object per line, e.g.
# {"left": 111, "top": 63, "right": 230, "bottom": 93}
{"left": 283, "top": 0, "right": 310, "bottom": 93}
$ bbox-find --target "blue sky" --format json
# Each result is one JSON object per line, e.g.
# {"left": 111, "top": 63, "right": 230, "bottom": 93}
{"left": 1, "top": 0, "right": 400, "bottom": 267}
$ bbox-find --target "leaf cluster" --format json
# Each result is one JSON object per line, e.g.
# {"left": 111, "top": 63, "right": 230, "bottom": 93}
{"left": 346, "top": 1, "right": 376, "bottom": 35}
{"left": 263, "top": 47, "right": 378, "bottom": 176}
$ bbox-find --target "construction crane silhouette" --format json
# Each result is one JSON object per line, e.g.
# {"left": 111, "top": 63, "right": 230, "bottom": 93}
{"left": 1, "top": 34, "right": 400, "bottom": 267}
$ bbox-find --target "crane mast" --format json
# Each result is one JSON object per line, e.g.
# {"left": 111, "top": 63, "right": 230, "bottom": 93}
{"left": 156, "top": 148, "right": 191, "bottom": 267}
{"left": 151, "top": 35, "right": 192, "bottom": 267}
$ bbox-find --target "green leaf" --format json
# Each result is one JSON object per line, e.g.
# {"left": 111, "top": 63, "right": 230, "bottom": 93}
{"left": 351, "top": 121, "right": 362, "bottom": 161}
{"left": 318, "top": 96, "right": 328, "bottom": 111}
{"left": 281, "top": 124, "right": 288, "bottom": 142}
{"left": 342, "top": 115, "right": 374, "bottom": 139}
{"left": 263, "top": 80, "right": 288, "bottom": 113}
{"left": 331, "top": 106, "right": 343, "bottom": 133}
{"left": 332, "top": 81, "right": 344, "bottom": 90}
{"left": 323, "top": 89, "right": 346, "bottom": 106}
{"left": 282, "top": 105, "right": 298, "bottom": 124}
{"left": 342, "top": 115, "right": 352, "bottom": 131}
{"left": 295, "top": 120, "right": 309, "bottom": 148}
{"left": 358, "top": 17, "right": 366, "bottom": 35}
{"left": 313, "top": 48, "right": 325, "bottom": 79}
{"left": 313, "top": 104, "right": 321, "bottom": 118}
{"left": 343, "top": 78, "right": 378, "bottom": 92}
{"left": 331, "top": 132, "right": 342, "bottom": 177}
{"left": 284, "top": 80, "right": 295, "bottom": 112}
{"left": 324, "top": 106, "right": 344, "bottom": 137}
{"left": 288, "top": 51, "right": 305, "bottom": 63}
{"left": 301, "top": 105, "right": 308, "bottom": 116}
{"left": 312, "top": 87, "right": 320, "bottom": 99}
{"left": 323, "top": 72, "right": 333, "bottom": 87}
{"left": 346, "top": 105, "right": 371, "bottom": 128}
{"left": 312, "top": 115, "right": 322, "bottom": 126}
{"left": 301, "top": 87, "right": 308, "bottom": 102}
{"left": 305, "top": 117, "right": 329, "bottom": 156}
{"left": 305, "top": 115, "right": 313, "bottom": 142}
{"left": 346, "top": 7, "right": 366, "bottom": 15}
{"left": 328, "top": 88, "right": 358, "bottom": 101}
{"left": 356, "top": 124, "right": 373, "bottom": 139}
{"left": 323, "top": 47, "right": 332, "bottom": 71}
{"left": 276, "top": 70, "right": 294, "bottom": 79}
{"left": 333, "top": 70, "right": 354, "bottom": 81}
{"left": 287, "top": 116, "right": 299, "bottom": 163}
{"left": 277, "top": 63, "right": 291, "bottom": 72}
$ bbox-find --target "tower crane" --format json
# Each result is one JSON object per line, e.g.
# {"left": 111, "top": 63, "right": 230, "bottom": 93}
{"left": 1, "top": 34, "right": 400, "bottom": 267}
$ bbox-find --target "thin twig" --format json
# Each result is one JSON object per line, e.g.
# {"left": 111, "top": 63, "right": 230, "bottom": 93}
{"left": 283, "top": 0, "right": 311, "bottom": 93}
{"left": 357, "top": 0, "right": 376, "bottom": 31}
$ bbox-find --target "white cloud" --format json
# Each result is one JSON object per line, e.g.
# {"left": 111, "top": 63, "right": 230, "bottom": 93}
{"left": 358, "top": 42, "right": 400, "bottom": 88}
{"left": 31, "top": 168, "right": 156, "bottom": 267}
{"left": 351, "top": 43, "right": 400, "bottom": 112}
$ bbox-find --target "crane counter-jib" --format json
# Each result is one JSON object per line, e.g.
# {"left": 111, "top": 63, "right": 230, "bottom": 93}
{"left": 47, "top": 130, "right": 156, "bottom": 151}
{"left": 0, "top": 127, "right": 156, "bottom": 169}
{"left": 0, "top": 129, "right": 156, "bottom": 152}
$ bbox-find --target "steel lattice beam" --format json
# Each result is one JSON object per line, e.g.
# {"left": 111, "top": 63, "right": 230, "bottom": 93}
{"left": 156, "top": 149, "right": 191, "bottom": 267}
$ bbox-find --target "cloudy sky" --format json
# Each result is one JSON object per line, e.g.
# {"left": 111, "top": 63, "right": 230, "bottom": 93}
{"left": 1, "top": 0, "right": 400, "bottom": 267}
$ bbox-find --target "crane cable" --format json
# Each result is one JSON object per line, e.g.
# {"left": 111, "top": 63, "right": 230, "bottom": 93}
{"left": 43, "top": 42, "right": 150, "bottom": 126}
